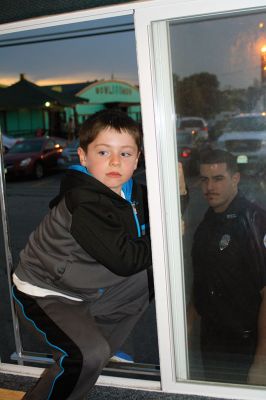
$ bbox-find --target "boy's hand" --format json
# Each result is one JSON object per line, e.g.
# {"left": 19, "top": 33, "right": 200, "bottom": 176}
{"left": 178, "top": 162, "right": 187, "bottom": 195}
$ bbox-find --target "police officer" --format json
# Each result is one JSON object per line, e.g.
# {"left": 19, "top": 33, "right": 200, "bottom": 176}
{"left": 187, "top": 149, "right": 266, "bottom": 385}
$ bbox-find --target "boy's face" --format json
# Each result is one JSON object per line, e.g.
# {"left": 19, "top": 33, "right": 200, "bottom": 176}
{"left": 78, "top": 127, "right": 139, "bottom": 195}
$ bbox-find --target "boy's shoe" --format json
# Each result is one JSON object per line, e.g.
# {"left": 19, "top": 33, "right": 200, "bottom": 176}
{"left": 109, "top": 351, "right": 134, "bottom": 363}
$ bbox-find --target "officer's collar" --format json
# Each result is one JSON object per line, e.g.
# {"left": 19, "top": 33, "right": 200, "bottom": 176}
{"left": 207, "top": 191, "right": 244, "bottom": 220}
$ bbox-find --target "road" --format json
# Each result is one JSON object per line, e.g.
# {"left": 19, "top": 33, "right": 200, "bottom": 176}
{"left": 0, "top": 173, "right": 64, "bottom": 362}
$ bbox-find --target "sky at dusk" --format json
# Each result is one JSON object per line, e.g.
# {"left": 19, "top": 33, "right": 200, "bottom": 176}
{"left": 0, "top": 15, "right": 138, "bottom": 87}
{"left": 170, "top": 11, "right": 266, "bottom": 90}
{"left": 1, "top": 11, "right": 266, "bottom": 90}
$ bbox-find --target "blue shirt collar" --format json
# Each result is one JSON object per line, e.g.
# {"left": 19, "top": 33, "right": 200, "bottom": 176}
{"left": 68, "top": 164, "right": 133, "bottom": 202}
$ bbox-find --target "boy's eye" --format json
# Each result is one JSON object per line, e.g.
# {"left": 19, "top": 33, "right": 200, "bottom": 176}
{"left": 98, "top": 150, "right": 108, "bottom": 156}
{"left": 121, "top": 152, "right": 131, "bottom": 157}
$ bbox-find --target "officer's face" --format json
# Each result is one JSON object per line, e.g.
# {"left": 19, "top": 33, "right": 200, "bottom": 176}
{"left": 200, "top": 162, "right": 240, "bottom": 213}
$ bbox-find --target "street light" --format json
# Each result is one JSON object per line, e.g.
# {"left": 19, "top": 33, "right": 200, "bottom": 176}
{"left": 261, "top": 46, "right": 266, "bottom": 83}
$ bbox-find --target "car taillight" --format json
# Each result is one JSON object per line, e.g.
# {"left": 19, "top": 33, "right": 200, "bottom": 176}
{"left": 180, "top": 148, "right": 191, "bottom": 158}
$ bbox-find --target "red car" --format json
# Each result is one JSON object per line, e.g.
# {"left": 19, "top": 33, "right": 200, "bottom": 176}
{"left": 4, "top": 137, "right": 65, "bottom": 179}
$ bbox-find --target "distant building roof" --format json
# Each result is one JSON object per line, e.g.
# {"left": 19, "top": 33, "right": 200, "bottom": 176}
{"left": 0, "top": 76, "right": 87, "bottom": 110}
{"left": 76, "top": 79, "right": 140, "bottom": 106}
{"left": 42, "top": 81, "right": 98, "bottom": 96}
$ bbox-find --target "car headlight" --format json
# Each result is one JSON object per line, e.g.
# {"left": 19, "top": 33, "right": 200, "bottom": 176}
{"left": 20, "top": 157, "right": 32, "bottom": 167}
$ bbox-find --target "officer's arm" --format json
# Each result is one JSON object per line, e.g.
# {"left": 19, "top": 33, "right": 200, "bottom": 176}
{"left": 247, "top": 286, "right": 266, "bottom": 385}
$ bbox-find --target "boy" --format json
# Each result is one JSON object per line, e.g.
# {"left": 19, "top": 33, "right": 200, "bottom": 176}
{"left": 12, "top": 109, "right": 152, "bottom": 400}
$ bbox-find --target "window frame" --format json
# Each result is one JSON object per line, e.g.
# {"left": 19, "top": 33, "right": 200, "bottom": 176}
{"left": 135, "top": 0, "right": 266, "bottom": 398}
{"left": 1, "top": 0, "right": 266, "bottom": 398}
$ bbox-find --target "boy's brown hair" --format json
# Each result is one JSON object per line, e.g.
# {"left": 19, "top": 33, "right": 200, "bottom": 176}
{"left": 79, "top": 109, "right": 142, "bottom": 152}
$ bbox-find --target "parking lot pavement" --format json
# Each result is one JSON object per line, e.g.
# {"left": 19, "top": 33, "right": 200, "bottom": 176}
{"left": 0, "top": 173, "right": 66, "bottom": 363}
{"left": 6, "top": 172, "right": 63, "bottom": 197}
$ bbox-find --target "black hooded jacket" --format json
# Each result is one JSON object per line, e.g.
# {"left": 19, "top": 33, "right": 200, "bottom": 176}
{"left": 14, "top": 169, "right": 152, "bottom": 300}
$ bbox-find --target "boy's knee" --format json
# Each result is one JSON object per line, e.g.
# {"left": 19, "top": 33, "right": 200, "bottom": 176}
{"left": 63, "top": 338, "right": 110, "bottom": 377}
{"left": 82, "top": 339, "right": 111, "bottom": 374}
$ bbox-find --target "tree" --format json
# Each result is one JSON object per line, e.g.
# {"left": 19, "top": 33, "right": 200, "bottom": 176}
{"left": 174, "top": 72, "right": 221, "bottom": 119}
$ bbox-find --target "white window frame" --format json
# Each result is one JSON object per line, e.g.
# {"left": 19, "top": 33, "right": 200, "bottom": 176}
{"left": 135, "top": 1, "right": 266, "bottom": 399}
{"left": 0, "top": 1, "right": 162, "bottom": 393}
{"left": 1, "top": 0, "right": 266, "bottom": 398}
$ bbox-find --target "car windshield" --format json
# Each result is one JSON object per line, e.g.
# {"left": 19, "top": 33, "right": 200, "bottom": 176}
{"left": 8, "top": 140, "right": 43, "bottom": 154}
{"left": 177, "top": 132, "right": 193, "bottom": 145}
{"left": 224, "top": 116, "right": 266, "bottom": 132}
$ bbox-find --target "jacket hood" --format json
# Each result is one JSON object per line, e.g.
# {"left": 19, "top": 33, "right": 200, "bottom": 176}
{"left": 49, "top": 165, "right": 133, "bottom": 209}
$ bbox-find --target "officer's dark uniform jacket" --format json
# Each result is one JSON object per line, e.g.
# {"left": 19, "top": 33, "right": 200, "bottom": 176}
{"left": 14, "top": 167, "right": 152, "bottom": 301}
{"left": 192, "top": 192, "right": 266, "bottom": 337}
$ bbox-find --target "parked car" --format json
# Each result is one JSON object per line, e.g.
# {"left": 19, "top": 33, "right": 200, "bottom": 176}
{"left": 4, "top": 137, "right": 64, "bottom": 179}
{"left": 177, "top": 116, "right": 208, "bottom": 142}
{"left": 208, "top": 118, "right": 231, "bottom": 141}
{"left": 177, "top": 117, "right": 209, "bottom": 175}
{"left": 57, "top": 138, "right": 80, "bottom": 169}
{"left": 2, "top": 134, "right": 22, "bottom": 153}
{"left": 216, "top": 113, "right": 266, "bottom": 174}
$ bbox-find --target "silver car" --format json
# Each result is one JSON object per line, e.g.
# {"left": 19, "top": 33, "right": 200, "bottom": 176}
{"left": 57, "top": 138, "right": 80, "bottom": 169}
{"left": 216, "top": 113, "right": 266, "bottom": 172}
{"left": 177, "top": 116, "right": 208, "bottom": 142}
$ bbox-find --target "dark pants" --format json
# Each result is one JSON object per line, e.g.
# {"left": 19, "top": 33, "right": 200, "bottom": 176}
{"left": 200, "top": 322, "right": 257, "bottom": 384}
{"left": 13, "top": 271, "right": 149, "bottom": 400}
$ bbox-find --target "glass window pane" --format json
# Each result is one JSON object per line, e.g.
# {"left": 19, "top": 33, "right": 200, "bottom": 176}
{"left": 170, "top": 11, "right": 266, "bottom": 385}
{"left": 0, "top": 207, "right": 16, "bottom": 362}
{"left": 0, "top": 16, "right": 159, "bottom": 380}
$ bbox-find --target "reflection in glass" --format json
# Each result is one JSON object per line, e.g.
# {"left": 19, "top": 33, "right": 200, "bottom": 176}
{"left": 0, "top": 15, "right": 159, "bottom": 374}
{"left": 170, "top": 12, "right": 266, "bottom": 385}
{"left": 223, "top": 114, "right": 266, "bottom": 131}
{"left": 0, "top": 209, "right": 16, "bottom": 362}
